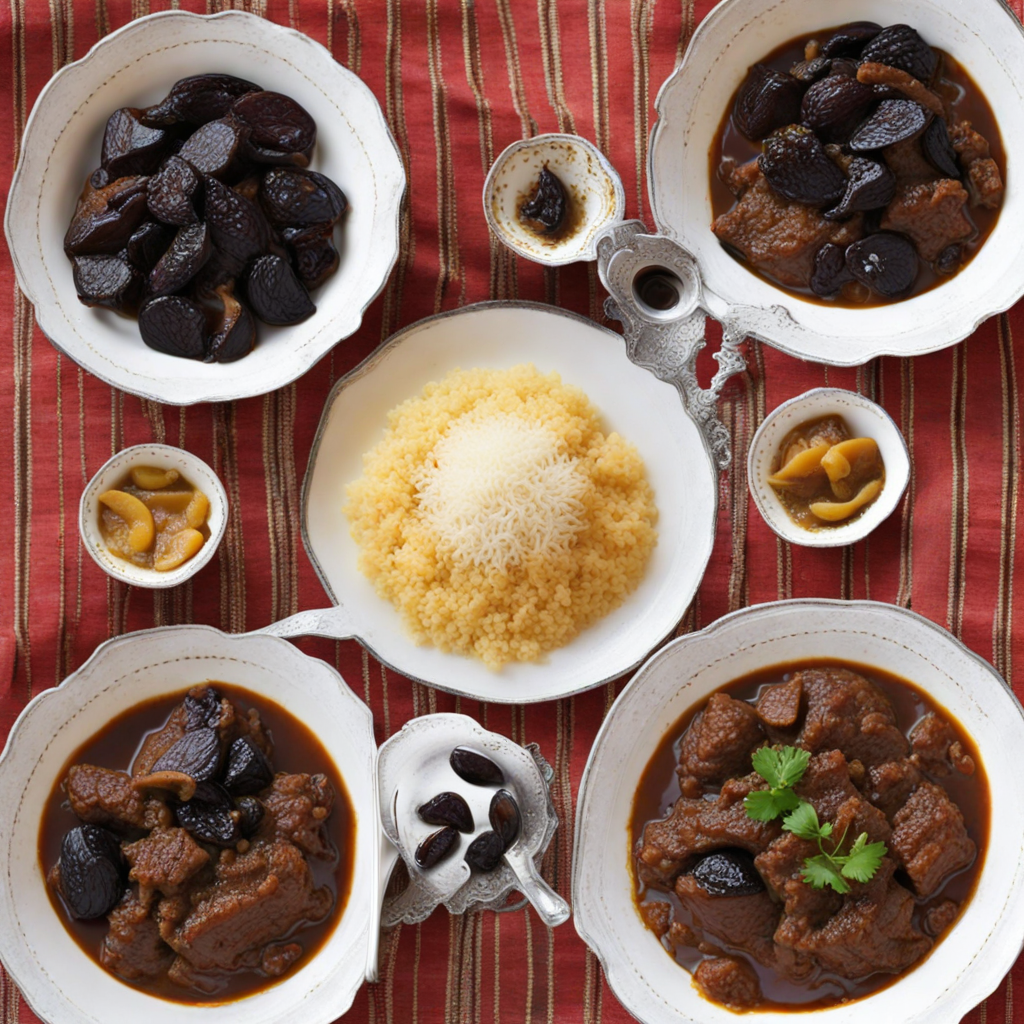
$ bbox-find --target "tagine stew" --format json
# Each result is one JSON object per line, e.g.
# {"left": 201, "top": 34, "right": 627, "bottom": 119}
{"left": 631, "top": 661, "right": 988, "bottom": 1012}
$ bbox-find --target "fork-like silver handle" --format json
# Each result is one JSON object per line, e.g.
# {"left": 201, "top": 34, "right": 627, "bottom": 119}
{"left": 249, "top": 605, "right": 357, "bottom": 641}
{"left": 502, "top": 846, "right": 571, "bottom": 928}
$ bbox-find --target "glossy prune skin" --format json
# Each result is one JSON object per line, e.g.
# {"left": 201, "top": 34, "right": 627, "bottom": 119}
{"left": 415, "top": 826, "right": 459, "bottom": 869}
{"left": 72, "top": 255, "right": 143, "bottom": 315}
{"left": 232, "top": 91, "right": 317, "bottom": 163}
{"left": 147, "top": 156, "right": 202, "bottom": 226}
{"left": 819, "top": 21, "right": 882, "bottom": 59}
{"left": 418, "top": 792, "right": 474, "bottom": 833}
{"left": 148, "top": 222, "right": 212, "bottom": 298}
{"left": 64, "top": 176, "right": 150, "bottom": 257}
{"left": 151, "top": 726, "right": 223, "bottom": 780}
{"left": 810, "top": 242, "right": 854, "bottom": 297}
{"left": 788, "top": 57, "right": 831, "bottom": 85}
{"left": 235, "top": 796, "right": 265, "bottom": 838}
{"left": 259, "top": 168, "right": 347, "bottom": 228}
{"left": 464, "top": 831, "right": 505, "bottom": 872}
{"left": 174, "top": 781, "right": 240, "bottom": 848}
{"left": 848, "top": 99, "right": 931, "bottom": 153}
{"left": 204, "top": 177, "right": 271, "bottom": 265}
{"left": 860, "top": 24, "right": 938, "bottom": 84}
{"left": 935, "top": 243, "right": 965, "bottom": 275}
{"left": 824, "top": 156, "right": 896, "bottom": 219}
{"left": 223, "top": 736, "right": 274, "bottom": 795}
{"left": 450, "top": 747, "right": 505, "bottom": 787}
{"left": 846, "top": 232, "right": 919, "bottom": 297}
{"left": 520, "top": 166, "right": 568, "bottom": 233}
{"left": 126, "top": 221, "right": 173, "bottom": 273}
{"left": 691, "top": 850, "right": 765, "bottom": 897}
{"left": 488, "top": 790, "right": 521, "bottom": 848}
{"left": 138, "top": 295, "right": 207, "bottom": 359}
{"left": 206, "top": 286, "right": 257, "bottom": 364}
{"left": 732, "top": 64, "right": 805, "bottom": 142}
{"left": 101, "top": 108, "right": 169, "bottom": 179}
{"left": 141, "top": 74, "right": 263, "bottom": 128}
{"left": 922, "top": 118, "right": 960, "bottom": 178}
{"left": 178, "top": 117, "right": 248, "bottom": 180}
{"left": 285, "top": 225, "right": 340, "bottom": 290}
{"left": 183, "top": 688, "right": 222, "bottom": 730}
{"left": 245, "top": 254, "right": 315, "bottom": 325}
{"left": 800, "top": 75, "right": 874, "bottom": 140}
{"left": 57, "top": 824, "right": 126, "bottom": 920}
{"left": 759, "top": 125, "right": 846, "bottom": 206}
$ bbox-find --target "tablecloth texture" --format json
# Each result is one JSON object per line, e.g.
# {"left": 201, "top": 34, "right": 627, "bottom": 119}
{"left": 3, "top": 0, "right": 1024, "bottom": 1021}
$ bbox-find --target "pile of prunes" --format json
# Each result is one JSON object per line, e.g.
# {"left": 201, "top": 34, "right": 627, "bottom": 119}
{"left": 64, "top": 74, "right": 346, "bottom": 363}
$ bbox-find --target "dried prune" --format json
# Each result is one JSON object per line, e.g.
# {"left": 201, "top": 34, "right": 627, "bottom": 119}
{"left": 450, "top": 747, "right": 505, "bottom": 786}
{"left": 152, "top": 725, "right": 222, "bottom": 779}
{"left": 178, "top": 117, "right": 248, "bottom": 179}
{"left": 138, "top": 295, "right": 207, "bottom": 359}
{"left": 64, "top": 176, "right": 150, "bottom": 257}
{"left": 236, "top": 796, "right": 264, "bottom": 838}
{"left": 204, "top": 177, "right": 271, "bottom": 265}
{"left": 284, "top": 224, "right": 340, "bottom": 290}
{"left": 464, "top": 831, "right": 505, "bottom": 872}
{"left": 820, "top": 21, "right": 882, "bottom": 59}
{"left": 148, "top": 222, "right": 212, "bottom": 298}
{"left": 72, "top": 255, "right": 143, "bottom": 315}
{"left": 828, "top": 58, "right": 861, "bottom": 79}
{"left": 191, "top": 246, "right": 245, "bottom": 300}
{"left": 810, "top": 242, "right": 854, "bottom": 297}
{"left": 206, "top": 285, "right": 257, "bottom": 363}
{"left": 848, "top": 99, "right": 931, "bottom": 152}
{"left": 418, "top": 792, "right": 474, "bottom": 833}
{"left": 142, "top": 74, "right": 263, "bottom": 128}
{"left": 732, "top": 64, "right": 805, "bottom": 142}
{"left": 800, "top": 75, "right": 874, "bottom": 139}
{"left": 520, "top": 166, "right": 568, "bottom": 233}
{"left": 148, "top": 156, "right": 202, "bottom": 226}
{"left": 223, "top": 735, "right": 273, "bottom": 795}
{"left": 57, "top": 824, "right": 126, "bottom": 919}
{"left": 488, "top": 790, "right": 521, "bottom": 847}
{"left": 101, "top": 108, "right": 169, "bottom": 178}
{"left": 415, "top": 825, "right": 459, "bottom": 869}
{"left": 245, "top": 254, "right": 315, "bottom": 325}
{"left": 922, "top": 117, "right": 960, "bottom": 178}
{"left": 232, "top": 91, "right": 317, "bottom": 163}
{"left": 824, "top": 156, "right": 896, "bottom": 219}
{"left": 259, "top": 168, "right": 347, "bottom": 228}
{"left": 935, "top": 243, "right": 964, "bottom": 275}
{"left": 860, "top": 24, "right": 938, "bottom": 84}
{"left": 126, "top": 221, "right": 173, "bottom": 273}
{"left": 845, "top": 232, "right": 919, "bottom": 297}
{"left": 183, "top": 687, "right": 223, "bottom": 730}
{"left": 759, "top": 125, "right": 846, "bottom": 206}
{"left": 691, "top": 850, "right": 765, "bottom": 897}
{"left": 789, "top": 57, "right": 831, "bottom": 84}
{"left": 175, "top": 781, "right": 239, "bottom": 847}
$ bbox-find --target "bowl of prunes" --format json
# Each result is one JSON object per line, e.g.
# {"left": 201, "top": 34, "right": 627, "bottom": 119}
{"left": 5, "top": 9, "right": 405, "bottom": 404}
{"left": 647, "top": 0, "right": 1023, "bottom": 365}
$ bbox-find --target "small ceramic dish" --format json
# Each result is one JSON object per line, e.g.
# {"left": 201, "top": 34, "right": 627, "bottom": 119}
{"left": 748, "top": 388, "right": 910, "bottom": 548}
{"left": 573, "top": 599, "right": 1024, "bottom": 1024}
{"left": 5, "top": 9, "right": 405, "bottom": 404}
{"left": 483, "top": 133, "right": 625, "bottom": 266}
{"left": 80, "top": 443, "right": 228, "bottom": 587}
{"left": 0, "top": 625, "right": 377, "bottom": 1024}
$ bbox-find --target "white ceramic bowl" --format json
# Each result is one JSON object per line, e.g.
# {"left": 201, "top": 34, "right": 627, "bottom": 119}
{"left": 573, "top": 599, "right": 1024, "bottom": 1024}
{"left": 80, "top": 443, "right": 228, "bottom": 588}
{"left": 748, "top": 389, "right": 910, "bottom": 548}
{"left": 0, "top": 626, "right": 377, "bottom": 1024}
{"left": 483, "top": 134, "right": 625, "bottom": 265}
{"left": 648, "top": 0, "right": 1024, "bottom": 365}
{"left": 5, "top": 10, "right": 405, "bottom": 404}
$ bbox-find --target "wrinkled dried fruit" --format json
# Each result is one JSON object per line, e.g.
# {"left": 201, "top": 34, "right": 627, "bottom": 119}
{"left": 845, "top": 232, "right": 919, "bottom": 296}
{"left": 236, "top": 796, "right": 264, "bottom": 838}
{"left": 283, "top": 223, "right": 339, "bottom": 290}
{"left": 789, "top": 57, "right": 831, "bottom": 84}
{"left": 848, "top": 99, "right": 931, "bottom": 152}
{"left": 488, "top": 790, "right": 521, "bottom": 847}
{"left": 126, "top": 221, "right": 173, "bottom": 273}
{"left": 174, "top": 781, "right": 239, "bottom": 847}
{"left": 204, "top": 176, "right": 270, "bottom": 265}
{"left": 860, "top": 24, "right": 938, "bottom": 84}
{"left": 223, "top": 735, "right": 274, "bottom": 795}
{"left": 64, "top": 176, "right": 150, "bottom": 256}
{"left": 415, "top": 826, "right": 459, "bottom": 869}
{"left": 245, "top": 254, "right": 315, "bottom": 325}
{"left": 57, "top": 824, "right": 126, "bottom": 919}
{"left": 191, "top": 246, "right": 245, "bottom": 299}
{"left": 184, "top": 688, "right": 222, "bottom": 730}
{"left": 178, "top": 117, "right": 248, "bottom": 179}
{"left": 259, "top": 168, "right": 347, "bottom": 228}
{"left": 232, "top": 91, "right": 317, "bottom": 162}
{"left": 450, "top": 747, "right": 505, "bottom": 786}
{"left": 464, "top": 831, "right": 505, "bottom": 872}
{"left": 206, "top": 285, "right": 257, "bottom": 363}
{"left": 820, "top": 21, "right": 882, "bottom": 58}
{"left": 138, "top": 295, "right": 207, "bottom": 359}
{"left": 828, "top": 58, "right": 861, "bottom": 79}
{"left": 520, "top": 166, "right": 568, "bottom": 233}
{"left": 922, "top": 117, "right": 960, "bottom": 178}
{"left": 800, "top": 75, "right": 874, "bottom": 138}
{"left": 418, "top": 792, "right": 474, "bottom": 833}
{"left": 935, "top": 243, "right": 964, "bottom": 275}
{"left": 152, "top": 726, "right": 222, "bottom": 780}
{"left": 759, "top": 125, "right": 846, "bottom": 206}
{"left": 72, "top": 255, "right": 143, "bottom": 314}
{"left": 691, "top": 850, "right": 765, "bottom": 897}
{"left": 810, "top": 243, "right": 855, "bottom": 297}
{"left": 147, "top": 156, "right": 202, "bottom": 226}
{"left": 102, "top": 108, "right": 169, "bottom": 178}
{"left": 733, "top": 64, "right": 805, "bottom": 142}
{"left": 142, "top": 74, "right": 263, "bottom": 128}
{"left": 824, "top": 156, "right": 896, "bottom": 219}
{"left": 148, "top": 222, "right": 212, "bottom": 297}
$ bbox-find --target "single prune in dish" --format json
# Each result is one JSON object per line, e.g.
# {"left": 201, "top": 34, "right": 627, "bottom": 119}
{"left": 810, "top": 243, "right": 855, "bottom": 297}
{"left": 800, "top": 75, "right": 874, "bottom": 139}
{"left": 64, "top": 176, "right": 150, "bottom": 257}
{"left": 206, "top": 285, "right": 257, "bottom": 364}
{"left": 848, "top": 99, "right": 931, "bottom": 152}
{"left": 152, "top": 725, "right": 223, "bottom": 780}
{"left": 846, "top": 232, "right": 919, "bottom": 297}
{"left": 860, "top": 24, "right": 938, "bottom": 84}
{"left": 935, "top": 243, "right": 965, "bottom": 275}
{"left": 126, "top": 221, "right": 173, "bottom": 273}
{"left": 101, "top": 108, "right": 170, "bottom": 179}
{"left": 820, "top": 21, "right": 882, "bottom": 59}
{"left": 789, "top": 57, "right": 831, "bottom": 84}
{"left": 232, "top": 91, "right": 317, "bottom": 163}
{"left": 72, "top": 255, "right": 143, "bottom": 315}
{"left": 236, "top": 796, "right": 265, "bottom": 838}
{"left": 284, "top": 224, "right": 340, "bottom": 290}
{"left": 691, "top": 850, "right": 765, "bottom": 897}
{"left": 450, "top": 747, "right": 505, "bottom": 786}
{"left": 520, "top": 166, "right": 568, "bottom": 234}
{"left": 733, "top": 64, "right": 805, "bottom": 142}
{"left": 245, "top": 254, "right": 315, "bottom": 325}
{"left": 465, "top": 831, "right": 505, "bottom": 872}
{"left": 418, "top": 792, "right": 474, "bottom": 833}
{"left": 148, "top": 222, "right": 212, "bottom": 298}
{"left": 141, "top": 74, "right": 263, "bottom": 128}
{"left": 147, "top": 156, "right": 202, "bottom": 227}
{"left": 824, "top": 156, "right": 896, "bottom": 219}
{"left": 174, "top": 781, "right": 240, "bottom": 848}
{"left": 259, "top": 168, "right": 347, "bottom": 228}
{"left": 138, "top": 295, "right": 207, "bottom": 359}
{"left": 178, "top": 117, "right": 248, "bottom": 179}
{"left": 57, "top": 824, "right": 126, "bottom": 920}
{"left": 488, "top": 790, "right": 521, "bottom": 847}
{"left": 223, "top": 735, "right": 274, "bottom": 795}
{"left": 759, "top": 125, "right": 846, "bottom": 206}
{"left": 922, "top": 117, "right": 960, "bottom": 178}
{"left": 204, "top": 176, "right": 271, "bottom": 265}
{"left": 415, "top": 825, "right": 459, "bottom": 869}
{"left": 183, "top": 687, "right": 223, "bottom": 730}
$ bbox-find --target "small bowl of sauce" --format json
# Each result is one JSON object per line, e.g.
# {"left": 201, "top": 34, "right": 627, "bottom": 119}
{"left": 483, "top": 133, "right": 625, "bottom": 266}
{"left": 748, "top": 388, "right": 909, "bottom": 547}
{"left": 80, "top": 443, "right": 227, "bottom": 587}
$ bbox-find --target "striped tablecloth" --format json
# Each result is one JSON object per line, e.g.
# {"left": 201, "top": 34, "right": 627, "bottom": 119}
{"left": 2, "top": 1, "right": 1022, "bottom": 1021}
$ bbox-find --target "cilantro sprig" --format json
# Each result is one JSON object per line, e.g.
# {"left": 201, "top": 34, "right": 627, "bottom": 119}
{"left": 743, "top": 744, "right": 887, "bottom": 894}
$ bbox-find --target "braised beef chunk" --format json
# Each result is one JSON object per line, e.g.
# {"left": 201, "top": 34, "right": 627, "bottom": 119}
{"left": 756, "top": 676, "right": 802, "bottom": 729}
{"left": 100, "top": 886, "right": 175, "bottom": 981}
{"left": 693, "top": 957, "right": 763, "bottom": 1011}
{"left": 865, "top": 759, "right": 923, "bottom": 821}
{"left": 678, "top": 693, "right": 765, "bottom": 784}
{"left": 910, "top": 712, "right": 975, "bottom": 777}
{"left": 639, "top": 899, "right": 672, "bottom": 937}
{"left": 259, "top": 773, "right": 335, "bottom": 858}
{"left": 880, "top": 179, "right": 976, "bottom": 262}
{"left": 890, "top": 782, "right": 976, "bottom": 896}
{"left": 65, "top": 764, "right": 163, "bottom": 832}
{"left": 123, "top": 826, "right": 210, "bottom": 897}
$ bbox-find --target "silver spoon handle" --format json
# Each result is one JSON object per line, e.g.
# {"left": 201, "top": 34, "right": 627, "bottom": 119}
{"left": 503, "top": 847, "right": 571, "bottom": 928}
{"left": 248, "top": 605, "right": 356, "bottom": 641}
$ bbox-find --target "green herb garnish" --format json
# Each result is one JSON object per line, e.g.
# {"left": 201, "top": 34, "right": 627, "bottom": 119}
{"left": 743, "top": 745, "right": 810, "bottom": 821}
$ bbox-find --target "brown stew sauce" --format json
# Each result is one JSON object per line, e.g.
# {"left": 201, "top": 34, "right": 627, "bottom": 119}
{"left": 709, "top": 32, "right": 1005, "bottom": 307}
{"left": 630, "top": 660, "right": 989, "bottom": 1012}
{"left": 38, "top": 683, "right": 356, "bottom": 1005}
